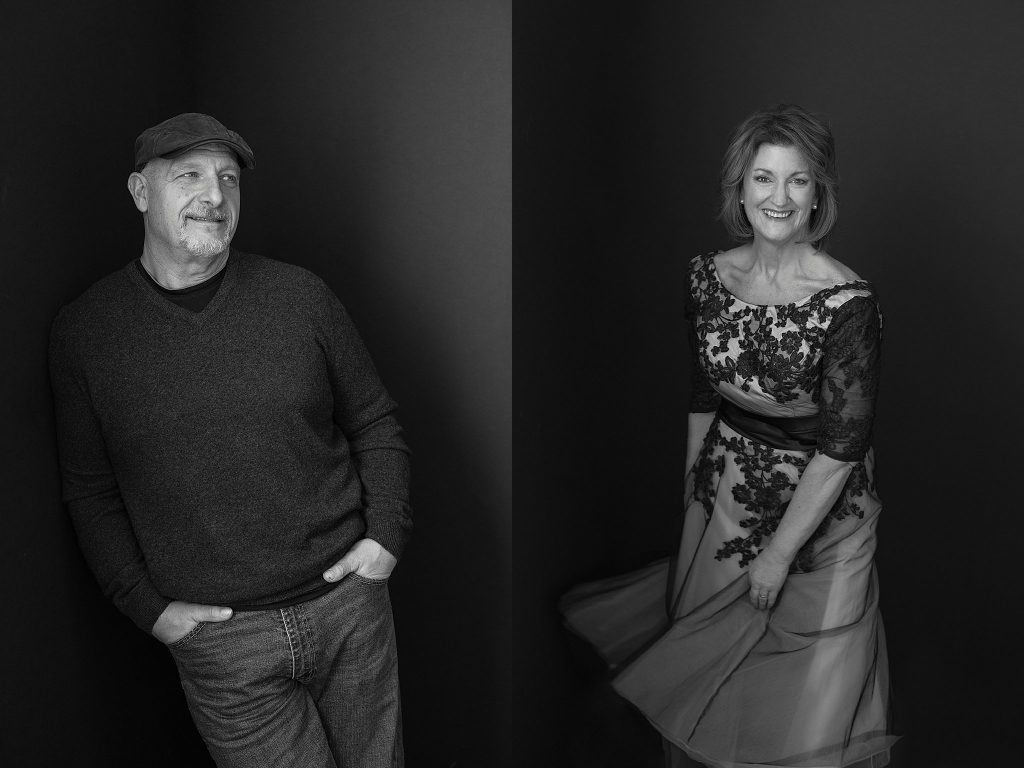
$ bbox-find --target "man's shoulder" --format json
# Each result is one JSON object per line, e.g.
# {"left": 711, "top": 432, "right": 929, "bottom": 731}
{"left": 52, "top": 263, "right": 135, "bottom": 338}
{"left": 235, "top": 251, "right": 336, "bottom": 303}
{"left": 234, "top": 252, "right": 325, "bottom": 288}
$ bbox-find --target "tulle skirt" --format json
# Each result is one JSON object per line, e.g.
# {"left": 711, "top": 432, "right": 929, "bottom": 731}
{"left": 562, "top": 418, "right": 897, "bottom": 768}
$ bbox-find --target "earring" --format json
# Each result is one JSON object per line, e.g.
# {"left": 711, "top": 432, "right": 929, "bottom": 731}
{"left": 812, "top": 203, "right": 818, "bottom": 209}
{"left": 740, "top": 199, "right": 744, "bottom": 204}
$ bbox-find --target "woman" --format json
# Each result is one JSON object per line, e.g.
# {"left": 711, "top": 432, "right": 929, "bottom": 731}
{"left": 562, "top": 104, "right": 896, "bottom": 768}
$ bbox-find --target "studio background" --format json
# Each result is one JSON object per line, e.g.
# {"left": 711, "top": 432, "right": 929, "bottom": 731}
{"left": 519, "top": 1, "right": 1020, "bottom": 766}
{"left": 2, "top": 1, "right": 1021, "bottom": 767}
{"left": 1, "top": 1, "right": 509, "bottom": 766}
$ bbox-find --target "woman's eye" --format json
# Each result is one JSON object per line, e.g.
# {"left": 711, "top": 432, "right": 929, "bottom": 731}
{"left": 754, "top": 175, "right": 771, "bottom": 183}
{"left": 790, "top": 178, "right": 809, "bottom": 186}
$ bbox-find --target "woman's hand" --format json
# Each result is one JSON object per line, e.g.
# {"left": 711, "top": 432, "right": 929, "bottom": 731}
{"left": 747, "top": 547, "right": 791, "bottom": 610}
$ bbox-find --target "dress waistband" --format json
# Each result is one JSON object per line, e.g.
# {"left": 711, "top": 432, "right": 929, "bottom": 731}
{"left": 717, "top": 400, "right": 819, "bottom": 452}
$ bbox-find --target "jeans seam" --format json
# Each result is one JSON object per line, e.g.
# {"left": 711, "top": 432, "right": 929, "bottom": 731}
{"left": 280, "top": 608, "right": 298, "bottom": 680}
{"left": 297, "top": 605, "right": 317, "bottom": 683}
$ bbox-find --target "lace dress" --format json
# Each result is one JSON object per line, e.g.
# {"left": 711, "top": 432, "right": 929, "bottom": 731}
{"left": 562, "top": 253, "right": 896, "bottom": 768}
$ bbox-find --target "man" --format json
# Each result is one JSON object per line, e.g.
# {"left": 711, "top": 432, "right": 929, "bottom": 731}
{"left": 49, "top": 113, "right": 411, "bottom": 768}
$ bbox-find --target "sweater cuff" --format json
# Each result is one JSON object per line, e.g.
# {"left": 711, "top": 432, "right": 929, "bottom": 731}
{"left": 119, "top": 577, "right": 172, "bottom": 635}
{"left": 364, "top": 507, "right": 412, "bottom": 563}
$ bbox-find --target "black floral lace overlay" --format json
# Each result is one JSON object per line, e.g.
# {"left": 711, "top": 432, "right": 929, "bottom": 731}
{"left": 685, "top": 264, "right": 722, "bottom": 413}
{"left": 713, "top": 434, "right": 807, "bottom": 567}
{"left": 817, "top": 296, "right": 881, "bottom": 462}
{"left": 712, "top": 452, "right": 874, "bottom": 572}
{"left": 691, "top": 418, "right": 727, "bottom": 521}
{"left": 682, "top": 252, "right": 884, "bottom": 571}
{"left": 686, "top": 252, "right": 880, "bottom": 411}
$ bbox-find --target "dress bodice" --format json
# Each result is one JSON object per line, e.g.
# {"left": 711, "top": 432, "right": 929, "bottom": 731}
{"left": 687, "top": 252, "right": 882, "bottom": 462}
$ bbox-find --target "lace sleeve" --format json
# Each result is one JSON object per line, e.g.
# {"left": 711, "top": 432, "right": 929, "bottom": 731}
{"left": 686, "top": 257, "right": 721, "bottom": 413}
{"left": 817, "top": 295, "right": 881, "bottom": 461}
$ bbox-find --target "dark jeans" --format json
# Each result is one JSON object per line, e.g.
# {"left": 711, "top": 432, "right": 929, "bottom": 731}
{"left": 168, "top": 574, "right": 403, "bottom": 768}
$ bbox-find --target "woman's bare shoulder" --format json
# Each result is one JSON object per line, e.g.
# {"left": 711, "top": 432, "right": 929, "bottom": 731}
{"left": 806, "top": 251, "right": 862, "bottom": 284}
{"left": 714, "top": 245, "right": 752, "bottom": 273}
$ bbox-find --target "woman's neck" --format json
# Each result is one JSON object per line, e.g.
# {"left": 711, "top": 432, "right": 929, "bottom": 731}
{"left": 746, "top": 238, "right": 816, "bottom": 280}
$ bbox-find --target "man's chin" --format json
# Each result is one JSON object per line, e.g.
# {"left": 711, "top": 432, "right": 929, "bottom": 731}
{"left": 181, "top": 236, "right": 232, "bottom": 260}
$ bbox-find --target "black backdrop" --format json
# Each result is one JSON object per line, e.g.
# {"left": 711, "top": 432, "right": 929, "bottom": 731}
{"left": 518, "top": 1, "right": 1021, "bottom": 766}
{"left": 1, "top": 2, "right": 509, "bottom": 766}
{"left": 1, "top": 1, "right": 1021, "bottom": 767}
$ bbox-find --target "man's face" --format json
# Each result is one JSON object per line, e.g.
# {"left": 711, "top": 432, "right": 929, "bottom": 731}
{"left": 141, "top": 144, "right": 241, "bottom": 260}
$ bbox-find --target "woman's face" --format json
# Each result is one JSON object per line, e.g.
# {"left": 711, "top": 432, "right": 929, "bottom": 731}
{"left": 741, "top": 143, "right": 817, "bottom": 247}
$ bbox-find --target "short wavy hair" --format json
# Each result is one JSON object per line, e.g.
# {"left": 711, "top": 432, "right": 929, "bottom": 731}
{"left": 719, "top": 104, "right": 838, "bottom": 250}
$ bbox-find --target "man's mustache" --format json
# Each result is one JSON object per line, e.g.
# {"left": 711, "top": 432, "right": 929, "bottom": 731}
{"left": 183, "top": 208, "right": 229, "bottom": 222}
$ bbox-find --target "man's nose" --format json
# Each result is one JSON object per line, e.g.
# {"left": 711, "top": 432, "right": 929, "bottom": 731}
{"left": 199, "top": 177, "right": 224, "bottom": 207}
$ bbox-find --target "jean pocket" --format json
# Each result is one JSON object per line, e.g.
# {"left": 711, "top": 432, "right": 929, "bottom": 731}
{"left": 168, "top": 621, "right": 207, "bottom": 650}
{"left": 348, "top": 573, "right": 389, "bottom": 586}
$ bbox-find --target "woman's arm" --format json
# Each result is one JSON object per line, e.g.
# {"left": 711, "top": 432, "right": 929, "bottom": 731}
{"left": 747, "top": 452, "right": 853, "bottom": 609}
{"left": 683, "top": 255, "right": 719, "bottom": 476}
{"left": 767, "top": 452, "right": 853, "bottom": 563}
{"left": 750, "top": 294, "right": 881, "bottom": 610}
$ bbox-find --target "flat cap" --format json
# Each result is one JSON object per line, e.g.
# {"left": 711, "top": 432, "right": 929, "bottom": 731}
{"left": 134, "top": 112, "right": 255, "bottom": 171}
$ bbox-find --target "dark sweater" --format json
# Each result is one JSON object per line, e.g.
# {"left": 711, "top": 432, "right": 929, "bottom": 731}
{"left": 49, "top": 250, "right": 412, "bottom": 632}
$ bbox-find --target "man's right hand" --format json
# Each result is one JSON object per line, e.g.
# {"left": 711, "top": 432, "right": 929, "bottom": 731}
{"left": 152, "top": 600, "right": 233, "bottom": 645}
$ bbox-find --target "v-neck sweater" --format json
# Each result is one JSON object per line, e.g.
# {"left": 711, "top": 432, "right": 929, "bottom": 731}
{"left": 135, "top": 257, "right": 226, "bottom": 312}
{"left": 49, "top": 250, "right": 412, "bottom": 632}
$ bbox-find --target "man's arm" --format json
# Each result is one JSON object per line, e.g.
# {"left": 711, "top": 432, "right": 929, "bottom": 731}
{"left": 315, "top": 287, "right": 412, "bottom": 575}
{"left": 49, "top": 315, "right": 172, "bottom": 632}
{"left": 50, "top": 315, "right": 235, "bottom": 641}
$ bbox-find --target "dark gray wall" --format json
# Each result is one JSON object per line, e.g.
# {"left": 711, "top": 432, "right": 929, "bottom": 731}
{"left": 4, "top": 0, "right": 1019, "bottom": 766}
{"left": 519, "top": 1, "right": 1020, "bottom": 765}
{"left": 0, "top": 4, "right": 205, "bottom": 766}
{"left": 1, "top": 2, "right": 509, "bottom": 766}
{"left": 190, "top": 3, "right": 512, "bottom": 764}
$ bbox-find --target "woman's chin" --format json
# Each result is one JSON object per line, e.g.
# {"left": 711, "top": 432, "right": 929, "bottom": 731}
{"left": 752, "top": 225, "right": 810, "bottom": 247}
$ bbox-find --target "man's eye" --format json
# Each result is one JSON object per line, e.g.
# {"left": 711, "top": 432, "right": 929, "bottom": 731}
{"left": 221, "top": 175, "right": 238, "bottom": 184}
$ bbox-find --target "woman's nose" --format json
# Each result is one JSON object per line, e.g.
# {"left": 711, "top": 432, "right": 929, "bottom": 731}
{"left": 770, "top": 181, "right": 789, "bottom": 207}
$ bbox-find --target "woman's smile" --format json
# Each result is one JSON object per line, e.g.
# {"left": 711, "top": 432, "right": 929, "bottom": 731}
{"left": 742, "top": 143, "right": 816, "bottom": 244}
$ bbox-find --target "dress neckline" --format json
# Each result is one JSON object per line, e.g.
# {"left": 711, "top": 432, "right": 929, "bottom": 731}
{"left": 707, "top": 253, "right": 870, "bottom": 309}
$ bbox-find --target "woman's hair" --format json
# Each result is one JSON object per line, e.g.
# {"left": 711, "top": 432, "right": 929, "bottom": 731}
{"left": 719, "top": 104, "right": 838, "bottom": 250}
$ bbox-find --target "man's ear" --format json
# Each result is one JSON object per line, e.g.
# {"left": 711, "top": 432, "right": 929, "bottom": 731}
{"left": 127, "top": 171, "right": 149, "bottom": 213}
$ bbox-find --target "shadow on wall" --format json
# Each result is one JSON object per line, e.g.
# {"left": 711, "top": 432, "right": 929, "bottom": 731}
{"left": 207, "top": 39, "right": 512, "bottom": 765}
{"left": 194, "top": 3, "right": 513, "bottom": 759}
